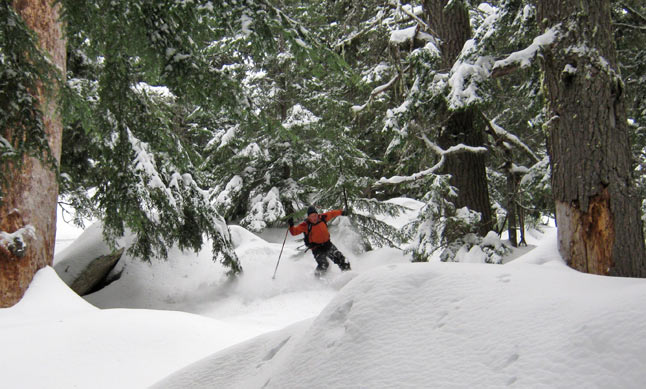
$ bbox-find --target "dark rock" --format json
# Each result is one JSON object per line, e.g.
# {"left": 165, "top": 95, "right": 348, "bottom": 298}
{"left": 68, "top": 248, "right": 124, "bottom": 296}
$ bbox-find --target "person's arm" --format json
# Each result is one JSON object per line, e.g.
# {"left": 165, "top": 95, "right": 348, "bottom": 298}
{"left": 322, "top": 209, "right": 343, "bottom": 221}
{"left": 289, "top": 221, "right": 308, "bottom": 236}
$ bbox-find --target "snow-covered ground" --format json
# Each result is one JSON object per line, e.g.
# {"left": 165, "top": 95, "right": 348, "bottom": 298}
{"left": 2, "top": 200, "right": 646, "bottom": 388}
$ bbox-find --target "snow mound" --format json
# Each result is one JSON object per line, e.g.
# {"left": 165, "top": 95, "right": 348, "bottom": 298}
{"left": 229, "top": 224, "right": 268, "bottom": 248}
{"left": 0, "top": 267, "right": 262, "bottom": 389}
{"left": 155, "top": 262, "right": 646, "bottom": 388}
{"left": 0, "top": 267, "right": 97, "bottom": 326}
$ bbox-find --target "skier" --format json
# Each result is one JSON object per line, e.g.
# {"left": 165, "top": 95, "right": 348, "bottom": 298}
{"left": 288, "top": 206, "right": 352, "bottom": 277}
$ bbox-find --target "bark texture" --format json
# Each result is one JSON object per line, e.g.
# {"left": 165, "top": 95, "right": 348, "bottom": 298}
{"left": 537, "top": 0, "right": 646, "bottom": 276}
{"left": 423, "top": 0, "right": 493, "bottom": 233}
{"left": 0, "top": 0, "right": 66, "bottom": 307}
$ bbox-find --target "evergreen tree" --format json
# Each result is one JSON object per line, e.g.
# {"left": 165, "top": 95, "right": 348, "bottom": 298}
{"left": 58, "top": 0, "right": 256, "bottom": 273}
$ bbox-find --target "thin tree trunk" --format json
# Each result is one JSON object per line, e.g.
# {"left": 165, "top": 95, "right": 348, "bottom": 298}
{"left": 0, "top": 0, "right": 66, "bottom": 307}
{"left": 536, "top": 0, "right": 646, "bottom": 277}
{"left": 423, "top": 0, "right": 493, "bottom": 234}
{"left": 506, "top": 171, "right": 518, "bottom": 248}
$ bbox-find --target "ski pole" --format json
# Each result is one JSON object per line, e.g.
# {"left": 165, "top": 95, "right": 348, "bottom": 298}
{"left": 340, "top": 164, "right": 350, "bottom": 213}
{"left": 272, "top": 227, "right": 289, "bottom": 279}
{"left": 343, "top": 186, "right": 350, "bottom": 213}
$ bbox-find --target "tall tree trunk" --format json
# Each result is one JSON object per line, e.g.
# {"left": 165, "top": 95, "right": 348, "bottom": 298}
{"left": 0, "top": 0, "right": 66, "bottom": 307}
{"left": 423, "top": 0, "right": 493, "bottom": 234}
{"left": 536, "top": 0, "right": 646, "bottom": 277}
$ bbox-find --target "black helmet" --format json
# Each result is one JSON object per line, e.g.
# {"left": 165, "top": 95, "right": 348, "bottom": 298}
{"left": 307, "top": 205, "right": 318, "bottom": 215}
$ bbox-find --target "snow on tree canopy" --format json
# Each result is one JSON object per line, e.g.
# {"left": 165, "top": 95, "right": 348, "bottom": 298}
{"left": 241, "top": 187, "right": 285, "bottom": 232}
{"left": 492, "top": 28, "right": 558, "bottom": 73}
{"left": 390, "top": 26, "right": 417, "bottom": 44}
{"left": 447, "top": 39, "right": 494, "bottom": 110}
{"left": 132, "top": 82, "right": 175, "bottom": 100}
{"left": 128, "top": 129, "right": 178, "bottom": 210}
{"left": 215, "top": 175, "right": 243, "bottom": 211}
{"left": 282, "top": 104, "right": 320, "bottom": 129}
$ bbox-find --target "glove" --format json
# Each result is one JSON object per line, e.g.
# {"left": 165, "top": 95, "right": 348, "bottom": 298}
{"left": 287, "top": 217, "right": 294, "bottom": 227}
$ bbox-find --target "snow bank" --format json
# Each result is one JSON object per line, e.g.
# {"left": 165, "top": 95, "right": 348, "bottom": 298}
{"left": 0, "top": 267, "right": 261, "bottom": 389}
{"left": 155, "top": 261, "right": 646, "bottom": 388}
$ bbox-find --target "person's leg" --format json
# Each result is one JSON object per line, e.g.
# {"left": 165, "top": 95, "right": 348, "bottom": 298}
{"left": 312, "top": 246, "right": 329, "bottom": 276}
{"left": 327, "top": 242, "right": 351, "bottom": 271}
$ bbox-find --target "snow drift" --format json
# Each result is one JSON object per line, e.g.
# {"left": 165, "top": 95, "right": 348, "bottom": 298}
{"left": 155, "top": 261, "right": 646, "bottom": 388}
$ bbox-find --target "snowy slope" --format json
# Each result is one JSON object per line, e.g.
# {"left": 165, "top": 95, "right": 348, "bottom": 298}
{"left": 0, "top": 267, "right": 263, "bottom": 389}
{"left": 5, "top": 201, "right": 646, "bottom": 388}
{"left": 155, "top": 259, "right": 646, "bottom": 388}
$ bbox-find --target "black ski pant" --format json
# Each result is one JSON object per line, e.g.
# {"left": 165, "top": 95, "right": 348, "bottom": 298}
{"left": 311, "top": 241, "right": 351, "bottom": 274}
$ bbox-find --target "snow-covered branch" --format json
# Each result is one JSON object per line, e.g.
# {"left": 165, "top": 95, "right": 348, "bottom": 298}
{"left": 619, "top": 2, "right": 646, "bottom": 25}
{"left": 481, "top": 113, "right": 540, "bottom": 163}
{"left": 334, "top": 10, "right": 386, "bottom": 52}
{"left": 376, "top": 134, "right": 487, "bottom": 185}
{"left": 491, "top": 27, "right": 558, "bottom": 78}
{"left": 352, "top": 65, "right": 411, "bottom": 113}
{"left": 392, "top": 0, "right": 435, "bottom": 36}
{"left": 613, "top": 22, "right": 646, "bottom": 31}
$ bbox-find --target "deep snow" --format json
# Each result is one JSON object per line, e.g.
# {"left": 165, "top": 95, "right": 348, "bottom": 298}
{"left": 155, "top": 261, "right": 646, "bottom": 388}
{"left": 2, "top": 200, "right": 646, "bottom": 388}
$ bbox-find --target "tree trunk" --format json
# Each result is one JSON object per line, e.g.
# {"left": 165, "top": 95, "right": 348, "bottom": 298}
{"left": 423, "top": 0, "right": 493, "bottom": 234}
{"left": 536, "top": 0, "right": 646, "bottom": 277}
{"left": 506, "top": 169, "right": 518, "bottom": 248}
{"left": 0, "top": 0, "right": 66, "bottom": 307}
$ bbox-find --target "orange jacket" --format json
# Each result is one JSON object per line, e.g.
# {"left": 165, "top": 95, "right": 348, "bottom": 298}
{"left": 289, "top": 209, "right": 343, "bottom": 244}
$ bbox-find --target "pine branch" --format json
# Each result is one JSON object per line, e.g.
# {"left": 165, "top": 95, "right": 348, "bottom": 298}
{"left": 491, "top": 28, "right": 558, "bottom": 78}
{"left": 391, "top": 0, "right": 437, "bottom": 37}
{"left": 375, "top": 134, "right": 487, "bottom": 186}
{"left": 352, "top": 66, "right": 410, "bottom": 113}
{"left": 619, "top": 2, "right": 646, "bottom": 25}
{"left": 479, "top": 111, "right": 540, "bottom": 163}
{"left": 613, "top": 22, "right": 646, "bottom": 31}
{"left": 334, "top": 10, "right": 387, "bottom": 52}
